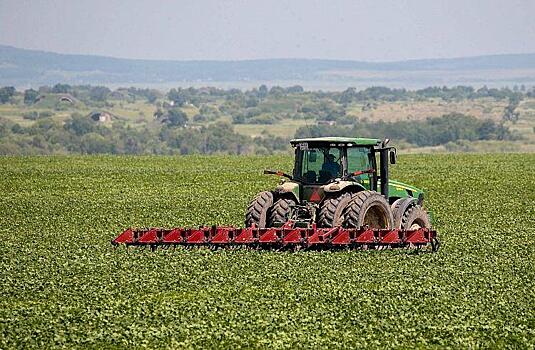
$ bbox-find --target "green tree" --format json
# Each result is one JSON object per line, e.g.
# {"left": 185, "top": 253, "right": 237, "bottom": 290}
{"left": 24, "top": 89, "right": 39, "bottom": 105}
{"left": 89, "top": 86, "right": 111, "bottom": 102}
{"left": 269, "top": 86, "right": 285, "bottom": 97}
{"left": 163, "top": 108, "right": 188, "bottom": 127}
{"left": 286, "top": 85, "right": 304, "bottom": 93}
{"left": 258, "top": 85, "right": 268, "bottom": 98}
{"left": 146, "top": 90, "right": 159, "bottom": 103}
{"left": 0, "top": 87, "right": 16, "bottom": 104}
{"left": 167, "top": 88, "right": 187, "bottom": 106}
{"left": 51, "top": 84, "right": 71, "bottom": 94}
{"left": 339, "top": 87, "right": 356, "bottom": 104}
{"left": 80, "top": 133, "right": 114, "bottom": 154}
{"left": 245, "top": 96, "right": 259, "bottom": 108}
{"left": 64, "top": 113, "right": 96, "bottom": 136}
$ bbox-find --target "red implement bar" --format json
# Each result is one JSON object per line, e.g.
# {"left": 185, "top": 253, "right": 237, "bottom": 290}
{"left": 112, "top": 223, "right": 439, "bottom": 251}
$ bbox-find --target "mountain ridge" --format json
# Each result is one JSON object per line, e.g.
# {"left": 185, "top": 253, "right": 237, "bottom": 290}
{"left": 2, "top": 44, "right": 535, "bottom": 87}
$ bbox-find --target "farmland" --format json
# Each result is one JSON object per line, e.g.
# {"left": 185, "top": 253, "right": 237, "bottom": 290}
{"left": 2, "top": 84, "right": 535, "bottom": 155}
{"left": 1, "top": 154, "right": 534, "bottom": 348}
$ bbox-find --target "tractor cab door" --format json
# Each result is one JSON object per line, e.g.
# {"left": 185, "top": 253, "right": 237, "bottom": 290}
{"left": 346, "top": 146, "right": 376, "bottom": 190}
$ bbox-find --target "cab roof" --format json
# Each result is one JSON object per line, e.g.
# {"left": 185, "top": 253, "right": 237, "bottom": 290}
{"left": 290, "top": 137, "right": 382, "bottom": 147}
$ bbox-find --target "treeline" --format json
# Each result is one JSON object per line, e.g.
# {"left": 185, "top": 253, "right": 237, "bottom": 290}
{"left": 0, "top": 84, "right": 163, "bottom": 106}
{"left": 165, "top": 85, "right": 529, "bottom": 126}
{"left": 166, "top": 85, "right": 530, "bottom": 105}
{"left": 1, "top": 84, "right": 531, "bottom": 108}
{"left": 295, "top": 113, "right": 513, "bottom": 147}
{"left": 0, "top": 83, "right": 530, "bottom": 155}
{"left": 336, "top": 85, "right": 528, "bottom": 103}
{"left": 0, "top": 111, "right": 514, "bottom": 155}
{"left": 0, "top": 114, "right": 287, "bottom": 155}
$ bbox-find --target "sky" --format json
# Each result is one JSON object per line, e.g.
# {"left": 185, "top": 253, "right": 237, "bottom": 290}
{"left": 1, "top": 0, "right": 534, "bottom": 62}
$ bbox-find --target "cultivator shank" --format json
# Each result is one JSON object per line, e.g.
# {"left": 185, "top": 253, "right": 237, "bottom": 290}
{"left": 112, "top": 222, "right": 439, "bottom": 251}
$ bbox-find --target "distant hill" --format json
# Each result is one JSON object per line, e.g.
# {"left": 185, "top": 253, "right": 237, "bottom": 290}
{"left": 2, "top": 45, "right": 535, "bottom": 88}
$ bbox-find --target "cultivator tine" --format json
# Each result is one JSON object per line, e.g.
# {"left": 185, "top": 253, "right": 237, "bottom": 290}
{"left": 112, "top": 223, "right": 439, "bottom": 251}
{"left": 355, "top": 228, "right": 376, "bottom": 244}
{"left": 235, "top": 227, "right": 256, "bottom": 243}
{"left": 211, "top": 227, "right": 233, "bottom": 244}
{"left": 282, "top": 228, "right": 305, "bottom": 244}
{"left": 405, "top": 228, "right": 429, "bottom": 245}
{"left": 332, "top": 228, "right": 350, "bottom": 245}
{"left": 137, "top": 229, "right": 160, "bottom": 244}
{"left": 162, "top": 228, "right": 184, "bottom": 244}
{"left": 112, "top": 228, "right": 135, "bottom": 245}
{"left": 259, "top": 228, "right": 280, "bottom": 243}
{"left": 186, "top": 228, "right": 207, "bottom": 243}
{"left": 380, "top": 229, "right": 403, "bottom": 245}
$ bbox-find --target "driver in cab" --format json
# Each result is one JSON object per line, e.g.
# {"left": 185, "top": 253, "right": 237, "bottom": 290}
{"left": 322, "top": 153, "right": 340, "bottom": 178}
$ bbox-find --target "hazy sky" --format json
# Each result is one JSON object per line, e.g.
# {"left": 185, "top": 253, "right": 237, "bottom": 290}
{"left": 1, "top": 0, "right": 534, "bottom": 61}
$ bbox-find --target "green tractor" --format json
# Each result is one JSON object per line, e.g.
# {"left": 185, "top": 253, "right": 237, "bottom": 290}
{"left": 246, "top": 137, "right": 431, "bottom": 230}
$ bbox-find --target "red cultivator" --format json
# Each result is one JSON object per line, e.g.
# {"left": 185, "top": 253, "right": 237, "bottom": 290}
{"left": 112, "top": 221, "right": 440, "bottom": 251}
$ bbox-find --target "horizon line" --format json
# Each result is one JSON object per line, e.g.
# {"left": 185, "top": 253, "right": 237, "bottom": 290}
{"left": 2, "top": 43, "right": 535, "bottom": 65}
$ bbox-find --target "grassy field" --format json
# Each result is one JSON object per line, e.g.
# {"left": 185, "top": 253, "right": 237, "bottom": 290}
{"left": 1, "top": 154, "right": 534, "bottom": 348}
{"left": 346, "top": 98, "right": 509, "bottom": 122}
{"left": 234, "top": 119, "right": 310, "bottom": 138}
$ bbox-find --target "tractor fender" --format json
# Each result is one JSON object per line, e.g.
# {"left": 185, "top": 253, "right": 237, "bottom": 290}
{"left": 323, "top": 181, "right": 366, "bottom": 194}
{"left": 274, "top": 181, "right": 300, "bottom": 202}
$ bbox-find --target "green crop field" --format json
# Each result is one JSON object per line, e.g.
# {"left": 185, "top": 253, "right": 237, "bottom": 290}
{"left": 1, "top": 154, "right": 534, "bottom": 348}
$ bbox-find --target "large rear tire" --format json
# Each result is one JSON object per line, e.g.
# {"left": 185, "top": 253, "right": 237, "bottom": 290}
{"left": 268, "top": 197, "right": 297, "bottom": 226}
{"left": 400, "top": 205, "right": 431, "bottom": 229}
{"left": 343, "top": 190, "right": 394, "bottom": 229}
{"left": 318, "top": 192, "right": 356, "bottom": 228}
{"left": 245, "top": 191, "right": 274, "bottom": 228}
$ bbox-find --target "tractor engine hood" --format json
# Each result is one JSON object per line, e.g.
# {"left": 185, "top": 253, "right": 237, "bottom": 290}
{"left": 386, "top": 180, "right": 424, "bottom": 199}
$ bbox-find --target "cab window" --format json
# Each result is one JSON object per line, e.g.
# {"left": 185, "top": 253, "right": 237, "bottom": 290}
{"left": 299, "top": 147, "right": 342, "bottom": 184}
{"left": 347, "top": 147, "right": 373, "bottom": 182}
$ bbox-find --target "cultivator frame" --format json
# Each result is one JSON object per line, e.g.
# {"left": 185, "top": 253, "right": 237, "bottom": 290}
{"left": 112, "top": 221, "right": 440, "bottom": 251}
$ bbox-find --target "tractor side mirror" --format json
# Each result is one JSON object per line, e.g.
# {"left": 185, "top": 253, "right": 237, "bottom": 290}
{"left": 389, "top": 150, "right": 397, "bottom": 164}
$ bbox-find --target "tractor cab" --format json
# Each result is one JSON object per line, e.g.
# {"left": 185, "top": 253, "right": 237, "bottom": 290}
{"left": 287, "top": 137, "right": 387, "bottom": 205}
{"left": 255, "top": 137, "right": 428, "bottom": 230}
{"left": 292, "top": 139, "right": 377, "bottom": 186}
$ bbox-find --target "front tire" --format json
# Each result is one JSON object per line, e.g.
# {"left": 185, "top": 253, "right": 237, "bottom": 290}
{"left": 400, "top": 205, "right": 431, "bottom": 229}
{"left": 245, "top": 191, "right": 274, "bottom": 228}
{"left": 343, "top": 190, "right": 394, "bottom": 229}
